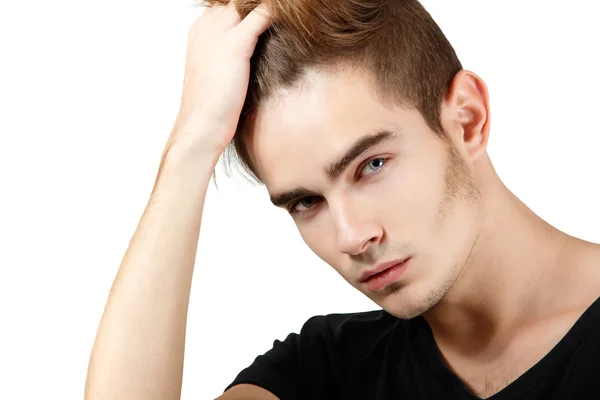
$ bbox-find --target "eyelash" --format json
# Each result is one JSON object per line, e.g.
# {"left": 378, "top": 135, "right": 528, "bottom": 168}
{"left": 287, "top": 157, "right": 390, "bottom": 216}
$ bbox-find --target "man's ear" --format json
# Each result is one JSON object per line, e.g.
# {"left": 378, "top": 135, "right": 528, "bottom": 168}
{"left": 442, "top": 70, "right": 491, "bottom": 162}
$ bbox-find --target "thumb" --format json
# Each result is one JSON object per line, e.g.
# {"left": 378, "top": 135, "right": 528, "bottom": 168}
{"left": 235, "top": 3, "right": 272, "bottom": 40}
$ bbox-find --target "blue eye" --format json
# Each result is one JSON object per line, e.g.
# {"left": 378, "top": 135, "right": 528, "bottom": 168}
{"left": 359, "top": 157, "right": 387, "bottom": 177}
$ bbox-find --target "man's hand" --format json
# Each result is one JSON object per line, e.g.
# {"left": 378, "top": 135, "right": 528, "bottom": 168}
{"left": 169, "top": 1, "right": 272, "bottom": 162}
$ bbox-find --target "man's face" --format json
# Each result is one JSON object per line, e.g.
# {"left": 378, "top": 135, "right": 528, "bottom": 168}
{"left": 246, "top": 68, "right": 482, "bottom": 319}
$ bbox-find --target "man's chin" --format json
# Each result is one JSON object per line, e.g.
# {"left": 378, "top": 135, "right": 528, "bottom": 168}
{"left": 378, "top": 284, "right": 446, "bottom": 320}
{"left": 383, "top": 302, "right": 432, "bottom": 320}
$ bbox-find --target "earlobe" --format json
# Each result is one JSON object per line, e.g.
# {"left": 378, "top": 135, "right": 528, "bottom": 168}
{"left": 450, "top": 70, "right": 491, "bottom": 161}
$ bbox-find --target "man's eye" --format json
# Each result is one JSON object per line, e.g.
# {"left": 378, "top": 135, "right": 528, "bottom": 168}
{"left": 358, "top": 157, "right": 387, "bottom": 178}
{"left": 290, "top": 196, "right": 320, "bottom": 214}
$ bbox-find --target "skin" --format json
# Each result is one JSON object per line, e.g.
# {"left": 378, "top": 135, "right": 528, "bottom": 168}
{"left": 245, "top": 66, "right": 600, "bottom": 398}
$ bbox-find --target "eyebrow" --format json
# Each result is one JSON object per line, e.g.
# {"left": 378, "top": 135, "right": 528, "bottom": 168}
{"left": 269, "top": 129, "right": 401, "bottom": 208}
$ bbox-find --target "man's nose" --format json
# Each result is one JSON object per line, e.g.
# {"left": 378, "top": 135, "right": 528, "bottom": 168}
{"left": 331, "top": 202, "right": 382, "bottom": 256}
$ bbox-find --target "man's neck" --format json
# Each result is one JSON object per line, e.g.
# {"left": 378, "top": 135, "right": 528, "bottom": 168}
{"left": 423, "top": 174, "right": 575, "bottom": 352}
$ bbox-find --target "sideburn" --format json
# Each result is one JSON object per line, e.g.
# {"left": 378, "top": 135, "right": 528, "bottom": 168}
{"left": 434, "top": 138, "right": 480, "bottom": 230}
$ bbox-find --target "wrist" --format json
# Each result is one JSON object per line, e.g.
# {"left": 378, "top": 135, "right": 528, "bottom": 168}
{"left": 165, "top": 121, "right": 226, "bottom": 167}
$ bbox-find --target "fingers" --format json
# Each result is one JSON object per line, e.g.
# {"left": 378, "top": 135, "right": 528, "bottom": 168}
{"left": 220, "top": 1, "right": 242, "bottom": 28}
{"left": 190, "top": 1, "right": 271, "bottom": 50}
{"left": 194, "top": 1, "right": 241, "bottom": 32}
{"left": 236, "top": 3, "right": 272, "bottom": 38}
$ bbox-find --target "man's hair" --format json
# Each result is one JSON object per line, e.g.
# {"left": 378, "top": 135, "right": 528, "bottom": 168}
{"left": 201, "top": 0, "right": 463, "bottom": 183}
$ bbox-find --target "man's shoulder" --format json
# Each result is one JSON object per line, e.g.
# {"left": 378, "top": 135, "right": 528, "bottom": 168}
{"left": 296, "top": 309, "right": 415, "bottom": 355}
{"left": 223, "top": 310, "right": 420, "bottom": 397}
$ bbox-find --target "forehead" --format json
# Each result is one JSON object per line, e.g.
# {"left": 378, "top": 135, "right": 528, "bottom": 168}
{"left": 246, "top": 68, "right": 413, "bottom": 190}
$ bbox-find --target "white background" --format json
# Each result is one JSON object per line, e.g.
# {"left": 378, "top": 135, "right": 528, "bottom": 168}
{"left": 0, "top": 1, "right": 599, "bottom": 399}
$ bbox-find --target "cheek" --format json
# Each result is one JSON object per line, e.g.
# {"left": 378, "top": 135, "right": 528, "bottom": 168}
{"left": 379, "top": 162, "right": 448, "bottom": 238}
{"left": 298, "top": 223, "right": 339, "bottom": 265}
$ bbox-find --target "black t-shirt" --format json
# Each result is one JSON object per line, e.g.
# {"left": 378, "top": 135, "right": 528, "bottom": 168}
{"left": 224, "top": 297, "right": 600, "bottom": 399}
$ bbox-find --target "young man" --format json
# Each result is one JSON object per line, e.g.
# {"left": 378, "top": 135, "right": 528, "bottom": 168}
{"left": 85, "top": 1, "right": 600, "bottom": 399}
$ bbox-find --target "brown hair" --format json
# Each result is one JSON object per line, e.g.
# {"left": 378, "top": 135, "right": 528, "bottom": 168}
{"left": 200, "top": 0, "right": 462, "bottom": 183}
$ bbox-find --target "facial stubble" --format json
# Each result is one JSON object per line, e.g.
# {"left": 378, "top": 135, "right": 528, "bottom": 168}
{"left": 382, "top": 140, "right": 481, "bottom": 318}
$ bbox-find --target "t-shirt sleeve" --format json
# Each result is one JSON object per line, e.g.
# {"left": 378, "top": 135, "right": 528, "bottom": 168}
{"left": 223, "top": 315, "right": 338, "bottom": 400}
{"left": 223, "top": 331, "right": 300, "bottom": 399}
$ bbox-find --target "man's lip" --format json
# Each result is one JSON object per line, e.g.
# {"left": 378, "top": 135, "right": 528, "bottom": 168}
{"left": 359, "top": 257, "right": 411, "bottom": 283}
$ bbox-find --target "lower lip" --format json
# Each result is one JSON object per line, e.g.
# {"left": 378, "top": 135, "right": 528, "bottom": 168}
{"left": 362, "top": 259, "right": 410, "bottom": 292}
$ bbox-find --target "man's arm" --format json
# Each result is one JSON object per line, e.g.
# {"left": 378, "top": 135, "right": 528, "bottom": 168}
{"left": 84, "top": 3, "right": 273, "bottom": 399}
{"left": 85, "top": 139, "right": 279, "bottom": 399}
{"left": 84, "top": 137, "right": 217, "bottom": 400}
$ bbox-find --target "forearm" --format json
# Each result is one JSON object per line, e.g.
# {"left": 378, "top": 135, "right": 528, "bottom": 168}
{"left": 85, "top": 133, "right": 219, "bottom": 400}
